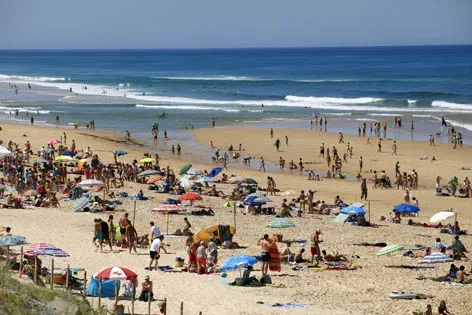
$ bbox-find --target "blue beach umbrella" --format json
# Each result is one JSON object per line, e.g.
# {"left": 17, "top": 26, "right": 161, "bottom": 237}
{"left": 0, "top": 235, "right": 26, "bottom": 247}
{"left": 243, "top": 195, "right": 266, "bottom": 206}
{"left": 74, "top": 196, "right": 90, "bottom": 212}
{"left": 208, "top": 167, "right": 222, "bottom": 177}
{"left": 114, "top": 150, "right": 127, "bottom": 156}
{"left": 394, "top": 204, "right": 420, "bottom": 213}
{"left": 221, "top": 255, "right": 259, "bottom": 271}
{"left": 340, "top": 205, "right": 366, "bottom": 216}
{"left": 195, "top": 177, "right": 215, "bottom": 183}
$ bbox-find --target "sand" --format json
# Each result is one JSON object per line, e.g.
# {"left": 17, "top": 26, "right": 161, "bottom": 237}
{"left": 1, "top": 122, "right": 471, "bottom": 315}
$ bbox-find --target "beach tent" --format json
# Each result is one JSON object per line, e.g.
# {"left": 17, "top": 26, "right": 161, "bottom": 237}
{"left": 86, "top": 277, "right": 120, "bottom": 297}
{"left": 333, "top": 213, "right": 351, "bottom": 223}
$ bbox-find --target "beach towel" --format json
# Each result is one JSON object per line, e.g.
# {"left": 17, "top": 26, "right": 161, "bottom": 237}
{"left": 268, "top": 243, "right": 281, "bottom": 272}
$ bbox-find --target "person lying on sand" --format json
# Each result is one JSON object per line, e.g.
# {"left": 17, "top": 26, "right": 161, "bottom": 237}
{"left": 322, "top": 250, "right": 348, "bottom": 262}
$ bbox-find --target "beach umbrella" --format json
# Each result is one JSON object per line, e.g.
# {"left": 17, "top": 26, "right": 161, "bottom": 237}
{"left": 0, "top": 146, "right": 12, "bottom": 158}
{"left": 146, "top": 175, "right": 163, "bottom": 184}
{"left": 35, "top": 158, "right": 48, "bottom": 164}
{"left": 221, "top": 255, "right": 258, "bottom": 271}
{"left": 74, "top": 196, "right": 91, "bottom": 212}
{"left": 113, "top": 150, "right": 127, "bottom": 156}
{"left": 246, "top": 192, "right": 266, "bottom": 199}
{"left": 24, "top": 243, "right": 53, "bottom": 256}
{"left": 377, "top": 244, "right": 404, "bottom": 256}
{"left": 208, "top": 167, "right": 222, "bottom": 177}
{"left": 74, "top": 152, "right": 84, "bottom": 159}
{"left": 179, "top": 192, "right": 203, "bottom": 201}
{"left": 55, "top": 155, "right": 77, "bottom": 163}
{"left": 78, "top": 179, "right": 104, "bottom": 187}
{"left": 243, "top": 195, "right": 267, "bottom": 206}
{"left": 430, "top": 211, "right": 455, "bottom": 224}
{"left": 240, "top": 178, "right": 258, "bottom": 185}
{"left": 393, "top": 204, "right": 420, "bottom": 213}
{"left": 152, "top": 204, "right": 181, "bottom": 213}
{"left": 228, "top": 176, "right": 243, "bottom": 184}
{"left": 267, "top": 218, "right": 295, "bottom": 228}
{"left": 137, "top": 169, "right": 160, "bottom": 177}
{"left": 195, "top": 177, "right": 215, "bottom": 183}
{"left": 48, "top": 139, "right": 61, "bottom": 145}
{"left": 24, "top": 190, "right": 39, "bottom": 197}
{"left": 179, "top": 164, "right": 192, "bottom": 175}
{"left": 36, "top": 246, "right": 70, "bottom": 257}
{"left": 340, "top": 205, "right": 366, "bottom": 216}
{"left": 0, "top": 235, "right": 26, "bottom": 247}
{"left": 420, "top": 252, "right": 453, "bottom": 264}
{"left": 187, "top": 168, "right": 203, "bottom": 176}
{"left": 179, "top": 177, "right": 193, "bottom": 190}
{"left": 139, "top": 157, "right": 156, "bottom": 164}
{"left": 94, "top": 266, "right": 138, "bottom": 280}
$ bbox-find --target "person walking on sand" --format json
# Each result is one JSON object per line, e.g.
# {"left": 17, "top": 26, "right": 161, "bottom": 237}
{"left": 119, "top": 213, "right": 129, "bottom": 244}
{"left": 361, "top": 178, "right": 368, "bottom": 200}
{"left": 274, "top": 138, "right": 280, "bottom": 151}
{"left": 94, "top": 219, "right": 103, "bottom": 253}
{"left": 149, "top": 235, "right": 163, "bottom": 271}
{"left": 311, "top": 230, "right": 323, "bottom": 265}
{"left": 378, "top": 139, "right": 382, "bottom": 152}
{"left": 257, "top": 234, "right": 270, "bottom": 275}
{"left": 126, "top": 219, "right": 138, "bottom": 254}
{"left": 392, "top": 141, "right": 397, "bottom": 155}
{"left": 359, "top": 156, "right": 363, "bottom": 173}
{"left": 285, "top": 135, "right": 288, "bottom": 146}
{"left": 270, "top": 128, "right": 274, "bottom": 139}
{"left": 259, "top": 157, "right": 266, "bottom": 172}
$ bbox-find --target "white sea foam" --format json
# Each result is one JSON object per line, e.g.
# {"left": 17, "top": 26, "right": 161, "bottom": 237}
{"left": 0, "top": 74, "right": 67, "bottom": 82}
{"left": 367, "top": 113, "right": 402, "bottom": 117}
{"left": 412, "top": 114, "right": 433, "bottom": 118}
{"left": 285, "top": 95, "right": 384, "bottom": 104}
{"left": 444, "top": 119, "right": 472, "bottom": 131}
{"left": 154, "top": 76, "right": 356, "bottom": 83}
{"left": 432, "top": 101, "right": 472, "bottom": 110}
{"left": 0, "top": 105, "right": 53, "bottom": 114}
{"left": 135, "top": 104, "right": 241, "bottom": 113}
{"left": 407, "top": 100, "right": 417, "bottom": 105}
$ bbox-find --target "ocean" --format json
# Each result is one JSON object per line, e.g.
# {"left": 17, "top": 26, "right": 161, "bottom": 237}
{"left": 0, "top": 45, "right": 471, "bottom": 142}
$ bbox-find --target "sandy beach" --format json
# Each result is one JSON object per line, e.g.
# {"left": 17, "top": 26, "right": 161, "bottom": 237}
{"left": 1, "top": 122, "right": 471, "bottom": 315}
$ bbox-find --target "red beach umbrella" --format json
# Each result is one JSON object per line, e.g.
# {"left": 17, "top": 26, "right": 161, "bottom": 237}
{"left": 179, "top": 192, "right": 203, "bottom": 201}
{"left": 94, "top": 266, "right": 138, "bottom": 280}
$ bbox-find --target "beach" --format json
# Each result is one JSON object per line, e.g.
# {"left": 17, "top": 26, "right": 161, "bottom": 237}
{"left": 1, "top": 120, "right": 471, "bottom": 315}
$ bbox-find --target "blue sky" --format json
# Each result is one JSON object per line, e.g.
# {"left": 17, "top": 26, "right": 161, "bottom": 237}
{"left": 1, "top": 0, "right": 471, "bottom": 49}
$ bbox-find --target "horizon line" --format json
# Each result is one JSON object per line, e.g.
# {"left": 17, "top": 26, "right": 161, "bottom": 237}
{"left": 1, "top": 43, "right": 471, "bottom": 52}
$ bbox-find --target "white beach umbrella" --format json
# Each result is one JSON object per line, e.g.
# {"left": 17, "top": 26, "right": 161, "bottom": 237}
{"left": 430, "top": 211, "right": 455, "bottom": 224}
{"left": 78, "top": 179, "right": 104, "bottom": 187}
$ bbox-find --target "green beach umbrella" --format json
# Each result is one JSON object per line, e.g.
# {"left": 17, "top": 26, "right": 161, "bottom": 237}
{"left": 377, "top": 244, "right": 403, "bottom": 256}
{"left": 179, "top": 164, "right": 192, "bottom": 175}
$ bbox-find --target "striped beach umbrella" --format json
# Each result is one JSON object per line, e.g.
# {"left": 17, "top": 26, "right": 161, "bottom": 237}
{"left": 420, "top": 252, "right": 453, "bottom": 264}
{"left": 94, "top": 266, "right": 138, "bottom": 280}
{"left": 246, "top": 192, "right": 266, "bottom": 199}
{"left": 137, "top": 169, "right": 160, "bottom": 177}
{"left": 267, "top": 218, "right": 295, "bottom": 228}
{"left": 152, "top": 204, "right": 181, "bottom": 213}
{"left": 377, "top": 244, "right": 404, "bottom": 256}
{"left": 0, "top": 235, "right": 26, "bottom": 247}
{"left": 78, "top": 179, "right": 104, "bottom": 187}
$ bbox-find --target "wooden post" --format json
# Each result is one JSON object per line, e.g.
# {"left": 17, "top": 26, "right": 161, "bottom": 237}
{"left": 133, "top": 200, "right": 137, "bottom": 226}
{"left": 115, "top": 280, "right": 118, "bottom": 306}
{"left": 33, "top": 255, "right": 38, "bottom": 284}
{"left": 164, "top": 298, "right": 167, "bottom": 315}
{"left": 147, "top": 289, "right": 151, "bottom": 315}
{"left": 18, "top": 246, "right": 23, "bottom": 277}
{"left": 131, "top": 290, "right": 135, "bottom": 315}
{"left": 180, "top": 301, "right": 183, "bottom": 315}
{"left": 166, "top": 214, "right": 169, "bottom": 235}
{"left": 368, "top": 200, "right": 371, "bottom": 223}
{"left": 65, "top": 264, "right": 70, "bottom": 290}
{"left": 98, "top": 277, "right": 102, "bottom": 309}
{"left": 131, "top": 294, "right": 136, "bottom": 315}
{"left": 50, "top": 258, "right": 54, "bottom": 290}
{"left": 83, "top": 270, "right": 87, "bottom": 298}
{"left": 5, "top": 246, "right": 9, "bottom": 270}
{"left": 233, "top": 202, "right": 236, "bottom": 229}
